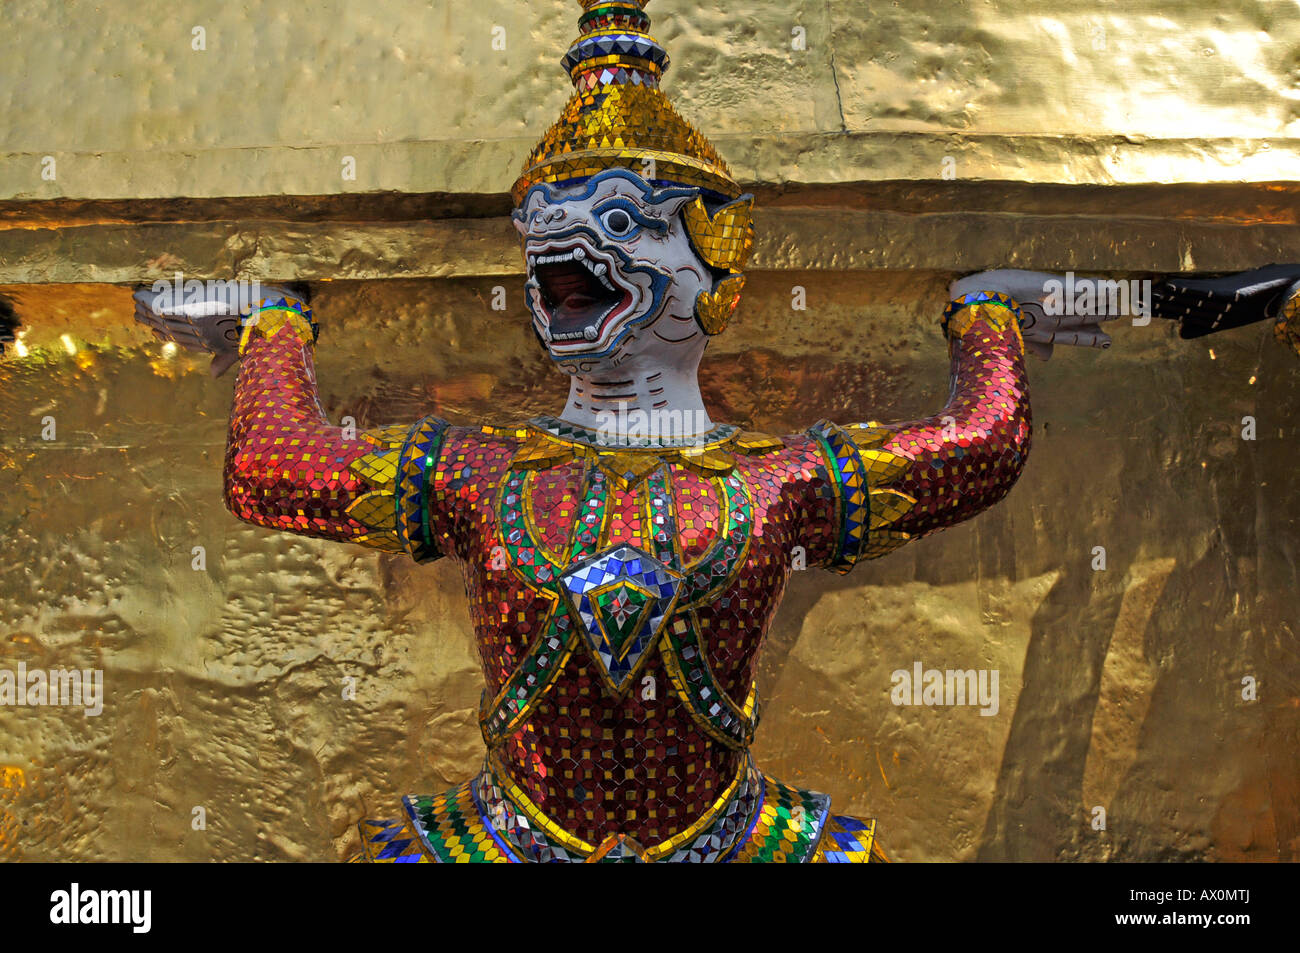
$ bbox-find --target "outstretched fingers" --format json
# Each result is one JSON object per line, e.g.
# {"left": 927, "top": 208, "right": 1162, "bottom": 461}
{"left": 1052, "top": 327, "right": 1112, "bottom": 349}
{"left": 1022, "top": 300, "right": 1124, "bottom": 330}
{"left": 1017, "top": 301, "right": 1112, "bottom": 357}
{"left": 132, "top": 296, "right": 175, "bottom": 336}
{"left": 130, "top": 285, "right": 241, "bottom": 354}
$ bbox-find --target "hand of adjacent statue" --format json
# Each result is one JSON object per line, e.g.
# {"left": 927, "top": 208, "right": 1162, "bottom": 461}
{"left": 1151, "top": 264, "right": 1300, "bottom": 359}
{"left": 949, "top": 269, "right": 1119, "bottom": 361}
{"left": 131, "top": 281, "right": 297, "bottom": 377}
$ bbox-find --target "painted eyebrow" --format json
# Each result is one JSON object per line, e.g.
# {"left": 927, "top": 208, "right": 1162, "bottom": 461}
{"left": 606, "top": 187, "right": 654, "bottom": 209}
{"left": 604, "top": 187, "right": 680, "bottom": 218}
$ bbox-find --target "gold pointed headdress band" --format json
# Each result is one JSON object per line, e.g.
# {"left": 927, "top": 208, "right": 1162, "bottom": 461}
{"left": 511, "top": 0, "right": 744, "bottom": 207}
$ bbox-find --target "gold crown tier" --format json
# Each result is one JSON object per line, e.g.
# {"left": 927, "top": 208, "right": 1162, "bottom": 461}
{"left": 511, "top": 0, "right": 742, "bottom": 205}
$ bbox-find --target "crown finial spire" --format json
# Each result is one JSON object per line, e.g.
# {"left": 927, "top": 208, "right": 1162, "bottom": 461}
{"left": 564, "top": 0, "right": 668, "bottom": 91}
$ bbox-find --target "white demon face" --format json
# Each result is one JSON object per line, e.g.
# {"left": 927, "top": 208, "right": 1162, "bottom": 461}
{"left": 513, "top": 169, "right": 714, "bottom": 369}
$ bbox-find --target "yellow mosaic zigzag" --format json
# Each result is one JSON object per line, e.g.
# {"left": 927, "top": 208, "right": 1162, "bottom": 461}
{"left": 236, "top": 307, "right": 315, "bottom": 356}
{"left": 854, "top": 438, "right": 917, "bottom": 560}
{"left": 683, "top": 195, "right": 755, "bottom": 272}
{"left": 512, "top": 426, "right": 785, "bottom": 490}
{"left": 344, "top": 426, "right": 410, "bottom": 554}
{"left": 695, "top": 275, "right": 746, "bottom": 335}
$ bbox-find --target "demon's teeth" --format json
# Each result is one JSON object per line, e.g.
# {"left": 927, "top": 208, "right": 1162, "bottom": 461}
{"left": 584, "top": 326, "right": 598, "bottom": 341}
{"left": 592, "top": 263, "right": 607, "bottom": 276}
{"left": 531, "top": 250, "right": 588, "bottom": 268}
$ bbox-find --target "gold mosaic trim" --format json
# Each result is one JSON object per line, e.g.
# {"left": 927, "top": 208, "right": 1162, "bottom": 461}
{"left": 569, "top": 53, "right": 663, "bottom": 79}
{"left": 946, "top": 298, "right": 1026, "bottom": 355}
{"left": 236, "top": 305, "right": 315, "bottom": 356}
{"left": 512, "top": 427, "right": 785, "bottom": 491}
{"left": 658, "top": 616, "right": 757, "bottom": 750}
{"left": 486, "top": 750, "right": 749, "bottom": 861}
{"left": 519, "top": 149, "right": 742, "bottom": 204}
{"left": 343, "top": 424, "right": 411, "bottom": 554}
{"left": 506, "top": 462, "right": 617, "bottom": 580}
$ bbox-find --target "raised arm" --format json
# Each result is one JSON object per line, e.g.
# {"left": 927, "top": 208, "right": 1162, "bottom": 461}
{"left": 806, "top": 290, "right": 1032, "bottom": 572}
{"left": 133, "top": 286, "right": 449, "bottom": 561}
{"left": 801, "top": 263, "right": 1300, "bottom": 572}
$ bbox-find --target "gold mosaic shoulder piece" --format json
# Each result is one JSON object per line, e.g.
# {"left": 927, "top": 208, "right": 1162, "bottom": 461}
{"left": 481, "top": 424, "right": 532, "bottom": 440}
{"left": 594, "top": 451, "right": 662, "bottom": 490}
{"left": 732, "top": 431, "right": 786, "bottom": 455}
{"left": 345, "top": 416, "right": 452, "bottom": 561}
{"left": 513, "top": 432, "right": 579, "bottom": 471}
{"left": 675, "top": 444, "right": 736, "bottom": 476}
{"left": 811, "top": 420, "right": 917, "bottom": 571}
{"left": 842, "top": 421, "right": 891, "bottom": 449}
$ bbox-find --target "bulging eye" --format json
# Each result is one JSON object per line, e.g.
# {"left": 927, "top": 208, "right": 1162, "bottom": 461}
{"left": 600, "top": 207, "right": 637, "bottom": 238}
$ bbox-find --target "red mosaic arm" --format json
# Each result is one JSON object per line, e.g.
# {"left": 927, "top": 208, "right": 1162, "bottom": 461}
{"left": 222, "top": 300, "right": 447, "bottom": 558}
{"left": 808, "top": 294, "right": 1032, "bottom": 569}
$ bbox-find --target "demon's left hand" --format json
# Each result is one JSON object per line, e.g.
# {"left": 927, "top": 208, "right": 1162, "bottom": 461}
{"left": 950, "top": 269, "right": 1119, "bottom": 361}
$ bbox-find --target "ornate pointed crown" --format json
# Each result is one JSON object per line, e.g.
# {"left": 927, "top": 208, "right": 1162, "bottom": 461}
{"left": 511, "top": 0, "right": 744, "bottom": 206}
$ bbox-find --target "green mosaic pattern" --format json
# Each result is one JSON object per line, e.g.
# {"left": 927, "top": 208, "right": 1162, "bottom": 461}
{"left": 482, "top": 465, "right": 611, "bottom": 741}
{"left": 403, "top": 784, "right": 515, "bottom": 864}
{"left": 731, "top": 775, "right": 831, "bottom": 863}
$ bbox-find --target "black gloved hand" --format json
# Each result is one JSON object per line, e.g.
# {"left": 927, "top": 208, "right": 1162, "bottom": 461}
{"left": 1152, "top": 264, "right": 1300, "bottom": 339}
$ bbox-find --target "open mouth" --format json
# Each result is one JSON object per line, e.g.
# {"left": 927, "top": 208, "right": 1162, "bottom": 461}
{"left": 530, "top": 245, "right": 634, "bottom": 344}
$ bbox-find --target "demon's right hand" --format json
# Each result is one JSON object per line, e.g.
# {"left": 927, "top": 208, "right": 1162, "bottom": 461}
{"left": 131, "top": 280, "right": 298, "bottom": 377}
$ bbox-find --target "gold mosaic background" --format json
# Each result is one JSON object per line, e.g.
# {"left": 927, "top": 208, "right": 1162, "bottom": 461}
{"left": 1, "top": 0, "right": 1298, "bottom": 861}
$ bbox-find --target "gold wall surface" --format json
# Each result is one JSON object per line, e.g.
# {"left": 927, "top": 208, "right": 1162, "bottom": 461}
{"left": 1, "top": 0, "right": 1298, "bottom": 862}
{"left": 2, "top": 0, "right": 1299, "bottom": 199}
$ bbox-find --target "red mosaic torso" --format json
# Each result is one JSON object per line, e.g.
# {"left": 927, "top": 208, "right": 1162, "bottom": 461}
{"left": 422, "top": 427, "right": 839, "bottom": 846}
{"left": 222, "top": 298, "right": 1030, "bottom": 852}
